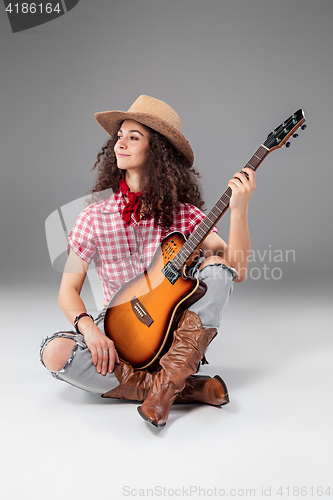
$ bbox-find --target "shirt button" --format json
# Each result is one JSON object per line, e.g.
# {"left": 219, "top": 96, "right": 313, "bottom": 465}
{"left": 113, "top": 256, "right": 117, "bottom": 261}
{"left": 140, "top": 259, "right": 144, "bottom": 263}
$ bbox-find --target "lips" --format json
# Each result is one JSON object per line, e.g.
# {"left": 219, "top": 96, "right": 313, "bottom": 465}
{"left": 117, "top": 154, "right": 130, "bottom": 157}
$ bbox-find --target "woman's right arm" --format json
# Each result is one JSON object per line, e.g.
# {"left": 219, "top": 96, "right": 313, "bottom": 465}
{"left": 58, "top": 249, "right": 119, "bottom": 375}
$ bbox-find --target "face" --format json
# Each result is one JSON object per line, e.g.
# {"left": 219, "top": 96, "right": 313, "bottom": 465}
{"left": 114, "top": 120, "right": 150, "bottom": 172}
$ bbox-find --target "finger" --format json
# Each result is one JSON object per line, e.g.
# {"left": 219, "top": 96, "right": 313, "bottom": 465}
{"left": 234, "top": 176, "right": 243, "bottom": 183}
{"left": 242, "top": 167, "right": 256, "bottom": 185}
{"left": 107, "top": 346, "right": 117, "bottom": 373}
{"left": 96, "top": 346, "right": 103, "bottom": 373}
{"left": 101, "top": 348, "right": 109, "bottom": 375}
{"left": 242, "top": 166, "right": 255, "bottom": 175}
{"left": 228, "top": 178, "right": 242, "bottom": 190}
{"left": 108, "top": 348, "right": 120, "bottom": 373}
{"left": 232, "top": 172, "right": 244, "bottom": 184}
{"left": 91, "top": 346, "right": 98, "bottom": 367}
{"left": 234, "top": 169, "right": 251, "bottom": 185}
{"left": 231, "top": 171, "right": 253, "bottom": 190}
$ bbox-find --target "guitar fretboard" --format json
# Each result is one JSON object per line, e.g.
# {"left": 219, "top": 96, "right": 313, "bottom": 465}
{"left": 172, "top": 145, "right": 269, "bottom": 270}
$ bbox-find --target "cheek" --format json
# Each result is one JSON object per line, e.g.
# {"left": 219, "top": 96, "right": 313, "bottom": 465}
{"left": 140, "top": 143, "right": 149, "bottom": 157}
{"left": 140, "top": 146, "right": 148, "bottom": 158}
{"left": 133, "top": 144, "right": 148, "bottom": 158}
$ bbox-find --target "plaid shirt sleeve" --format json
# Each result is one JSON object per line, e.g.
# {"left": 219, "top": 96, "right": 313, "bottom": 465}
{"left": 67, "top": 207, "right": 97, "bottom": 264}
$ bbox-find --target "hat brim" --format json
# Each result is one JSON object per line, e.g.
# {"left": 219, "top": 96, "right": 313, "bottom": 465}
{"left": 94, "top": 110, "right": 194, "bottom": 165}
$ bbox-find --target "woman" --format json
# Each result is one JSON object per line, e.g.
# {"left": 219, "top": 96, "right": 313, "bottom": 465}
{"left": 40, "top": 95, "right": 255, "bottom": 427}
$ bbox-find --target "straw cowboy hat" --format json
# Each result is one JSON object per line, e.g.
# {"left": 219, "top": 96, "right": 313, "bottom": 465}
{"left": 94, "top": 95, "right": 194, "bottom": 165}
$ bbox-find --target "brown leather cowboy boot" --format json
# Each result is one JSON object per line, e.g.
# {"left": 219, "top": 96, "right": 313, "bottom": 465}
{"left": 101, "top": 360, "right": 155, "bottom": 402}
{"left": 137, "top": 310, "right": 218, "bottom": 427}
{"left": 102, "top": 362, "right": 229, "bottom": 406}
{"left": 174, "top": 374, "right": 229, "bottom": 406}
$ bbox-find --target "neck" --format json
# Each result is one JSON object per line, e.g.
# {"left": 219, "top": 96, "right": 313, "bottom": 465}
{"left": 124, "top": 170, "right": 144, "bottom": 192}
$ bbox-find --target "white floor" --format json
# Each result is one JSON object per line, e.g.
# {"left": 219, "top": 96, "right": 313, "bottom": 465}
{"left": 1, "top": 274, "right": 333, "bottom": 500}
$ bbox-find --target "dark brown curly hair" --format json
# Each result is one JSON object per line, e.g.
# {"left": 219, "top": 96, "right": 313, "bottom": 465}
{"left": 90, "top": 124, "right": 205, "bottom": 229}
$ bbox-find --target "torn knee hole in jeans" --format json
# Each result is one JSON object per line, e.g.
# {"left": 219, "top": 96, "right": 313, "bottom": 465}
{"left": 55, "top": 343, "right": 79, "bottom": 376}
{"left": 39, "top": 332, "right": 84, "bottom": 377}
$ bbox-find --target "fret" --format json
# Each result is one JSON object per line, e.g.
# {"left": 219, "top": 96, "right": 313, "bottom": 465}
{"left": 218, "top": 195, "right": 229, "bottom": 204}
{"left": 200, "top": 220, "right": 212, "bottom": 230}
{"left": 247, "top": 148, "right": 267, "bottom": 170}
{"left": 211, "top": 208, "right": 220, "bottom": 218}
{"left": 247, "top": 158, "right": 258, "bottom": 168}
{"left": 206, "top": 215, "right": 216, "bottom": 223}
{"left": 216, "top": 197, "right": 228, "bottom": 206}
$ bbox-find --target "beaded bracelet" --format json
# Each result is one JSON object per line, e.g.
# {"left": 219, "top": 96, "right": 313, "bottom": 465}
{"left": 74, "top": 312, "right": 94, "bottom": 333}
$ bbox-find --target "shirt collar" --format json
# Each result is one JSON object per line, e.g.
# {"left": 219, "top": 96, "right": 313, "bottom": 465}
{"left": 100, "top": 190, "right": 125, "bottom": 214}
{"left": 100, "top": 189, "right": 154, "bottom": 225}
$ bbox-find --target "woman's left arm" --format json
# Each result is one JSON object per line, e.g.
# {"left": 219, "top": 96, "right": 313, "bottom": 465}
{"left": 201, "top": 166, "right": 256, "bottom": 282}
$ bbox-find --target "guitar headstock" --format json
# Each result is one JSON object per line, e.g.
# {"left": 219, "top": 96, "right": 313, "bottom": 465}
{"left": 264, "top": 109, "right": 306, "bottom": 151}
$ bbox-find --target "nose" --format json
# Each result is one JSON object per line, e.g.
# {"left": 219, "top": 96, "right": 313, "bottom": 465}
{"left": 116, "top": 136, "right": 127, "bottom": 150}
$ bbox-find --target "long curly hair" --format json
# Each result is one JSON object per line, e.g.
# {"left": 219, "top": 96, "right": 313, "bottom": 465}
{"left": 90, "top": 124, "right": 205, "bottom": 229}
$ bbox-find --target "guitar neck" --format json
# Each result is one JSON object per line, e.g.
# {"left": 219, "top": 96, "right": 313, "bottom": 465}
{"left": 172, "top": 144, "right": 270, "bottom": 270}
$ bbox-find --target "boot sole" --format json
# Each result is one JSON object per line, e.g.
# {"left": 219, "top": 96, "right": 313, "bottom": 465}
{"left": 137, "top": 405, "right": 166, "bottom": 428}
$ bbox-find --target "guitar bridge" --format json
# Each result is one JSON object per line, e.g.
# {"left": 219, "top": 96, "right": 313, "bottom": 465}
{"left": 130, "top": 296, "right": 154, "bottom": 327}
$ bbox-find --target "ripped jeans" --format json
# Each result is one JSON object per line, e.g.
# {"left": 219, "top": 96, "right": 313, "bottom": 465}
{"left": 40, "top": 263, "right": 237, "bottom": 395}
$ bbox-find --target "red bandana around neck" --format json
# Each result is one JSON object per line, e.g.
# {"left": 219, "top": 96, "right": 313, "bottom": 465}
{"left": 119, "top": 178, "right": 143, "bottom": 223}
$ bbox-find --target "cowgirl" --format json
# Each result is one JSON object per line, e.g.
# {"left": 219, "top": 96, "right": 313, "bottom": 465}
{"left": 40, "top": 95, "right": 255, "bottom": 427}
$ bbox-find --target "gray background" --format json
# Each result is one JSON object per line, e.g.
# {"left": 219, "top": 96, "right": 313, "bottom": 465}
{"left": 1, "top": 1, "right": 332, "bottom": 499}
{"left": 1, "top": 0, "right": 333, "bottom": 285}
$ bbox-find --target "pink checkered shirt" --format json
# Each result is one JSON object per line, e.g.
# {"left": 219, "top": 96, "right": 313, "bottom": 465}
{"left": 67, "top": 190, "right": 217, "bottom": 304}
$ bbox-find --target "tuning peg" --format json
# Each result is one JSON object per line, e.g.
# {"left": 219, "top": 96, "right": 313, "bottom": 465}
{"left": 286, "top": 142, "right": 291, "bottom": 148}
{"left": 293, "top": 133, "right": 299, "bottom": 138}
{"left": 301, "top": 124, "right": 307, "bottom": 130}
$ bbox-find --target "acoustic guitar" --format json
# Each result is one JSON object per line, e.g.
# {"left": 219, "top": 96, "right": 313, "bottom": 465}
{"left": 104, "top": 109, "right": 306, "bottom": 369}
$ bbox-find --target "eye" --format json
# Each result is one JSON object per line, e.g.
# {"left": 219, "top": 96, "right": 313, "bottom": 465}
{"left": 130, "top": 136, "right": 139, "bottom": 140}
